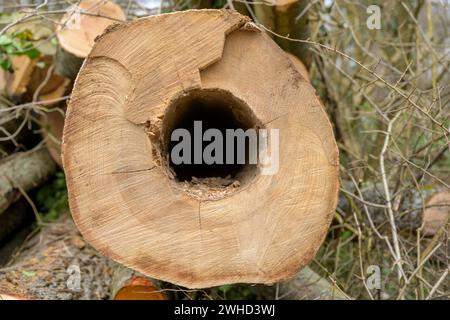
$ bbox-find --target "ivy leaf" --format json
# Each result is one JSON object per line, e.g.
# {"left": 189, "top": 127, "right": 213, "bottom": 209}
{"left": 23, "top": 47, "right": 40, "bottom": 59}
{"left": 0, "top": 58, "right": 12, "bottom": 71}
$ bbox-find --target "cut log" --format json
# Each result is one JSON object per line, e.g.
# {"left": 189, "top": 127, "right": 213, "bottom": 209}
{"left": 277, "top": 266, "right": 348, "bottom": 299}
{"left": 0, "top": 99, "right": 39, "bottom": 154}
{"left": 0, "top": 198, "right": 34, "bottom": 245}
{"left": 39, "top": 79, "right": 71, "bottom": 168}
{"left": 3, "top": 55, "right": 68, "bottom": 101}
{"left": 0, "top": 148, "right": 56, "bottom": 214}
{"left": 55, "top": 0, "right": 126, "bottom": 80}
{"left": 0, "top": 294, "right": 29, "bottom": 300}
{"left": 110, "top": 263, "right": 165, "bottom": 300}
{"left": 0, "top": 220, "right": 34, "bottom": 266}
{"left": 62, "top": 10, "right": 339, "bottom": 288}
{"left": 4, "top": 55, "right": 36, "bottom": 99}
{"left": 422, "top": 192, "right": 450, "bottom": 237}
{"left": 255, "top": 265, "right": 349, "bottom": 299}
{"left": 253, "top": 0, "right": 312, "bottom": 66}
{"left": 0, "top": 214, "right": 113, "bottom": 300}
{"left": 3, "top": 18, "right": 59, "bottom": 101}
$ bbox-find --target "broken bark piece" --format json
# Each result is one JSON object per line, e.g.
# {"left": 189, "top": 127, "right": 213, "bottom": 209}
{"left": 110, "top": 263, "right": 165, "bottom": 300}
{"left": 423, "top": 192, "right": 450, "bottom": 237}
{"left": 55, "top": 0, "right": 126, "bottom": 80}
{"left": 0, "top": 214, "right": 113, "bottom": 300}
{"left": 62, "top": 10, "right": 339, "bottom": 288}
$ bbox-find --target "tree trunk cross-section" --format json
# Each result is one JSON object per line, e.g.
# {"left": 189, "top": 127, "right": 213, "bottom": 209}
{"left": 55, "top": 0, "right": 126, "bottom": 80}
{"left": 62, "top": 10, "right": 339, "bottom": 288}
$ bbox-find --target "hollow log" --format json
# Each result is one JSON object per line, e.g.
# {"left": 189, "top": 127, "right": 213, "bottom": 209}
{"left": 0, "top": 148, "right": 56, "bottom": 214}
{"left": 253, "top": 0, "right": 312, "bottom": 66}
{"left": 54, "top": 0, "right": 126, "bottom": 80}
{"left": 62, "top": 10, "right": 339, "bottom": 288}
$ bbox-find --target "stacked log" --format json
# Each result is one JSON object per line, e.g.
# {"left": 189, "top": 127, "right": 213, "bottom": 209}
{"left": 0, "top": 149, "right": 56, "bottom": 243}
{"left": 54, "top": 0, "right": 126, "bottom": 80}
{"left": 40, "top": 0, "right": 126, "bottom": 167}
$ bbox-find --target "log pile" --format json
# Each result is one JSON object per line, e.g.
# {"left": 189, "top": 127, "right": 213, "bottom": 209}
{"left": 0, "top": 4, "right": 389, "bottom": 300}
{"left": 0, "top": 0, "right": 444, "bottom": 301}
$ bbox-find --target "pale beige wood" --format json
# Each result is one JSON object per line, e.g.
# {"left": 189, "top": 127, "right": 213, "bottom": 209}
{"left": 422, "top": 192, "right": 449, "bottom": 237}
{"left": 56, "top": 0, "right": 126, "bottom": 58}
{"left": 5, "top": 55, "right": 36, "bottom": 98}
{"left": 62, "top": 10, "right": 339, "bottom": 288}
{"left": 55, "top": 0, "right": 126, "bottom": 79}
{"left": 286, "top": 52, "right": 309, "bottom": 82}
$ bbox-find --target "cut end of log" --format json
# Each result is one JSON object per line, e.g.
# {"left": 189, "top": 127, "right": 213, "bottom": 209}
{"left": 63, "top": 10, "right": 339, "bottom": 288}
{"left": 422, "top": 192, "right": 450, "bottom": 237}
{"left": 0, "top": 294, "right": 29, "bottom": 300}
{"left": 113, "top": 278, "right": 165, "bottom": 300}
{"left": 56, "top": 0, "right": 126, "bottom": 58}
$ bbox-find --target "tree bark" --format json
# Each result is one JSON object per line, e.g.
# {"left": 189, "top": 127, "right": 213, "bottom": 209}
{"left": 0, "top": 198, "right": 34, "bottom": 245}
{"left": 0, "top": 148, "right": 56, "bottom": 214}
{"left": 253, "top": 0, "right": 312, "bottom": 66}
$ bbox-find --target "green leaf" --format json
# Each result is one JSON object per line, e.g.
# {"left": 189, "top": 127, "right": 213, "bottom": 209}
{"left": 24, "top": 47, "right": 40, "bottom": 59}
{"left": 0, "top": 58, "right": 12, "bottom": 72}
{"left": 340, "top": 230, "right": 353, "bottom": 241}
{"left": 11, "top": 38, "right": 23, "bottom": 51}
{"left": 0, "top": 35, "right": 12, "bottom": 46}
{"left": 5, "top": 44, "right": 16, "bottom": 54}
{"left": 22, "top": 270, "right": 36, "bottom": 278}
